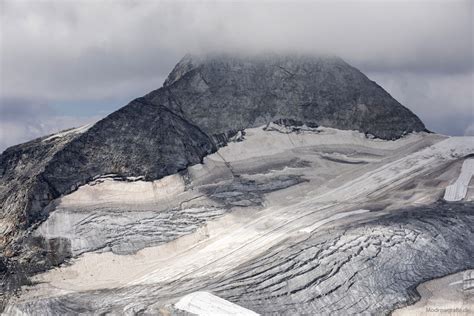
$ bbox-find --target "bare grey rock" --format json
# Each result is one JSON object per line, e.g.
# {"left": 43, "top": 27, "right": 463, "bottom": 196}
{"left": 151, "top": 54, "right": 426, "bottom": 140}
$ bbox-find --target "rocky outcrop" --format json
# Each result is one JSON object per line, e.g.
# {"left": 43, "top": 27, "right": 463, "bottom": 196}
{"left": 0, "top": 100, "right": 215, "bottom": 245}
{"left": 0, "top": 54, "right": 425, "bottom": 244}
{"left": 149, "top": 54, "right": 426, "bottom": 139}
{"left": 0, "top": 54, "right": 429, "bottom": 312}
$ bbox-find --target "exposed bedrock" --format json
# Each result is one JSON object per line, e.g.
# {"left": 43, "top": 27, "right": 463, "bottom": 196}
{"left": 0, "top": 53, "right": 440, "bottom": 314}
{"left": 0, "top": 54, "right": 426, "bottom": 250}
{"left": 151, "top": 54, "right": 426, "bottom": 140}
{"left": 5, "top": 202, "right": 472, "bottom": 315}
{"left": 0, "top": 101, "right": 215, "bottom": 247}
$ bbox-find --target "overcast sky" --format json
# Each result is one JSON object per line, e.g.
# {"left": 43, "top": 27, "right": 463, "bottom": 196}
{"left": 0, "top": 0, "right": 473, "bottom": 151}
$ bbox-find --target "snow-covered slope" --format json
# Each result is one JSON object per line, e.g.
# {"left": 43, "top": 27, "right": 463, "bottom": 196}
{"left": 0, "top": 54, "right": 470, "bottom": 316}
{"left": 175, "top": 292, "right": 259, "bottom": 316}
{"left": 3, "top": 126, "right": 473, "bottom": 315}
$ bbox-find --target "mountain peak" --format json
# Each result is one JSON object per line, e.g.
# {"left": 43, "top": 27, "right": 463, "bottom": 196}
{"left": 151, "top": 53, "right": 425, "bottom": 139}
{"left": 163, "top": 53, "right": 346, "bottom": 87}
{"left": 1, "top": 53, "right": 425, "bottom": 261}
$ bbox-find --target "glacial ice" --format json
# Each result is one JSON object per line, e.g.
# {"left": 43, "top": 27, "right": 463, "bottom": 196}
{"left": 444, "top": 159, "right": 474, "bottom": 201}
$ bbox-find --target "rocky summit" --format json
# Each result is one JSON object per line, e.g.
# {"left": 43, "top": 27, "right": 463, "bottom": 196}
{"left": 153, "top": 54, "right": 426, "bottom": 139}
{"left": 2, "top": 54, "right": 472, "bottom": 315}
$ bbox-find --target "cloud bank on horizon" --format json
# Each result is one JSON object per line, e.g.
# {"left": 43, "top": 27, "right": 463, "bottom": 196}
{"left": 0, "top": 0, "right": 472, "bottom": 150}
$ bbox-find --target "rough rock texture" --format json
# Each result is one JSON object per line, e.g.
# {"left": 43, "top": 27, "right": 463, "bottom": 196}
{"left": 0, "top": 54, "right": 425, "bottom": 250}
{"left": 149, "top": 54, "right": 426, "bottom": 139}
{"left": 0, "top": 100, "right": 215, "bottom": 245}
{"left": 0, "top": 54, "right": 438, "bottom": 314}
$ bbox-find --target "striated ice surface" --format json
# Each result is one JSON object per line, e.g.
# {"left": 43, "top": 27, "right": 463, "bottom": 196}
{"left": 444, "top": 159, "right": 474, "bottom": 201}
{"left": 2, "top": 127, "right": 473, "bottom": 315}
{"left": 1, "top": 54, "right": 472, "bottom": 315}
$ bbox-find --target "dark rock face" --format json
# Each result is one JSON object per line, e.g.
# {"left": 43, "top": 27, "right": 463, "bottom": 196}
{"left": 40, "top": 99, "right": 215, "bottom": 200}
{"left": 0, "top": 99, "right": 215, "bottom": 248}
{"left": 0, "top": 53, "right": 425, "bottom": 260}
{"left": 149, "top": 54, "right": 426, "bottom": 139}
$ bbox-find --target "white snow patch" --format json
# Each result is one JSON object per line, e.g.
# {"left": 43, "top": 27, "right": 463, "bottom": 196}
{"left": 309, "top": 137, "right": 474, "bottom": 204}
{"left": 208, "top": 126, "right": 437, "bottom": 163}
{"left": 1, "top": 306, "right": 30, "bottom": 316}
{"left": 444, "top": 159, "right": 474, "bottom": 201}
{"left": 20, "top": 131, "right": 473, "bottom": 300}
{"left": 43, "top": 123, "right": 94, "bottom": 142}
{"left": 175, "top": 291, "right": 259, "bottom": 316}
{"left": 59, "top": 173, "right": 185, "bottom": 206}
{"left": 299, "top": 209, "right": 370, "bottom": 233}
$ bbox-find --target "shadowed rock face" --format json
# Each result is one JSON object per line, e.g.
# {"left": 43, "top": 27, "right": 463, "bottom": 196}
{"left": 39, "top": 100, "right": 216, "bottom": 205}
{"left": 0, "top": 54, "right": 427, "bottom": 300}
{"left": 0, "top": 99, "right": 215, "bottom": 246}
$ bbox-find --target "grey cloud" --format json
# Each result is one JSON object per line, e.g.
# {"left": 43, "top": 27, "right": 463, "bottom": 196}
{"left": 465, "top": 123, "right": 474, "bottom": 136}
{"left": 0, "top": 0, "right": 472, "bottom": 148}
{"left": 366, "top": 71, "right": 473, "bottom": 136}
{"left": 0, "top": 98, "right": 99, "bottom": 151}
{"left": 0, "top": 98, "right": 53, "bottom": 120}
{"left": 1, "top": 0, "right": 472, "bottom": 100}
